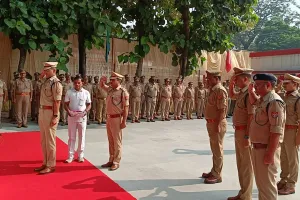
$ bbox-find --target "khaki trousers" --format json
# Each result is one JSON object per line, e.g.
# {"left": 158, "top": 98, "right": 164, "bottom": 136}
{"left": 16, "top": 95, "right": 30, "bottom": 125}
{"left": 196, "top": 98, "right": 205, "bottom": 117}
{"left": 173, "top": 98, "right": 183, "bottom": 117}
{"left": 185, "top": 99, "right": 194, "bottom": 118}
{"left": 160, "top": 98, "right": 170, "bottom": 119}
{"left": 91, "top": 99, "right": 97, "bottom": 120}
{"left": 106, "top": 117, "right": 122, "bottom": 164}
{"left": 140, "top": 95, "right": 146, "bottom": 117}
{"left": 131, "top": 97, "right": 141, "bottom": 120}
{"left": 38, "top": 109, "right": 58, "bottom": 167}
{"left": 207, "top": 120, "right": 227, "bottom": 178}
{"left": 96, "top": 98, "right": 106, "bottom": 123}
{"left": 252, "top": 147, "right": 280, "bottom": 200}
{"left": 280, "top": 129, "right": 299, "bottom": 188}
{"left": 182, "top": 99, "right": 186, "bottom": 114}
{"left": 146, "top": 97, "right": 157, "bottom": 119}
{"left": 235, "top": 129, "right": 253, "bottom": 200}
{"left": 60, "top": 99, "right": 67, "bottom": 123}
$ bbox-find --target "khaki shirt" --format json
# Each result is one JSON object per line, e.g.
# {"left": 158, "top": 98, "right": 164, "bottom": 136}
{"left": 232, "top": 86, "right": 256, "bottom": 126}
{"left": 122, "top": 81, "right": 131, "bottom": 92}
{"left": 62, "top": 80, "right": 73, "bottom": 96}
{"left": 0, "top": 79, "right": 7, "bottom": 96}
{"left": 195, "top": 87, "right": 206, "bottom": 100}
{"left": 283, "top": 90, "right": 300, "bottom": 125}
{"left": 14, "top": 78, "right": 33, "bottom": 93}
{"left": 32, "top": 80, "right": 42, "bottom": 100}
{"left": 144, "top": 83, "right": 158, "bottom": 98}
{"left": 184, "top": 87, "right": 195, "bottom": 100}
{"left": 93, "top": 84, "right": 107, "bottom": 99}
{"left": 40, "top": 76, "right": 63, "bottom": 106}
{"left": 249, "top": 90, "right": 285, "bottom": 144}
{"left": 160, "top": 85, "right": 172, "bottom": 99}
{"left": 140, "top": 82, "right": 146, "bottom": 95}
{"left": 172, "top": 84, "right": 185, "bottom": 99}
{"left": 106, "top": 85, "right": 129, "bottom": 115}
{"left": 204, "top": 83, "right": 228, "bottom": 120}
{"left": 83, "top": 83, "right": 93, "bottom": 98}
{"left": 129, "top": 84, "right": 142, "bottom": 98}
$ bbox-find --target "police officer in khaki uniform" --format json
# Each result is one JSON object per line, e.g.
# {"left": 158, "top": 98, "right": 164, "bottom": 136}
{"left": 0, "top": 70, "right": 8, "bottom": 128}
{"left": 100, "top": 72, "right": 129, "bottom": 171}
{"left": 34, "top": 62, "right": 62, "bottom": 174}
{"left": 172, "top": 77, "right": 185, "bottom": 120}
{"left": 9, "top": 72, "right": 19, "bottom": 122}
{"left": 31, "top": 72, "right": 42, "bottom": 122}
{"left": 248, "top": 73, "right": 286, "bottom": 200}
{"left": 140, "top": 76, "right": 147, "bottom": 119}
{"left": 160, "top": 78, "right": 172, "bottom": 121}
{"left": 91, "top": 76, "right": 100, "bottom": 121}
{"left": 144, "top": 77, "right": 159, "bottom": 122}
{"left": 227, "top": 67, "right": 255, "bottom": 200}
{"left": 184, "top": 82, "right": 195, "bottom": 120}
{"left": 202, "top": 70, "right": 228, "bottom": 184}
{"left": 155, "top": 79, "right": 162, "bottom": 117}
{"left": 13, "top": 70, "right": 33, "bottom": 128}
{"left": 195, "top": 82, "right": 206, "bottom": 119}
{"left": 83, "top": 75, "right": 93, "bottom": 125}
{"left": 129, "top": 76, "right": 142, "bottom": 123}
{"left": 94, "top": 77, "right": 108, "bottom": 124}
{"left": 61, "top": 73, "right": 73, "bottom": 125}
{"left": 277, "top": 73, "right": 300, "bottom": 195}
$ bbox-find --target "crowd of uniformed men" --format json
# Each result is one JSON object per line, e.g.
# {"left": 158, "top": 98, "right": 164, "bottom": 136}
{"left": 0, "top": 70, "right": 240, "bottom": 128}
{"left": 1, "top": 66, "right": 300, "bottom": 200}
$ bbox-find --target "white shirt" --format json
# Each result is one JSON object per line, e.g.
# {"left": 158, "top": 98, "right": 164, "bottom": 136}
{"left": 65, "top": 88, "right": 91, "bottom": 112}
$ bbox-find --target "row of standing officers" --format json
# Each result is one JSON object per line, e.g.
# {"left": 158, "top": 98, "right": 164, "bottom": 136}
{"left": 202, "top": 68, "right": 300, "bottom": 200}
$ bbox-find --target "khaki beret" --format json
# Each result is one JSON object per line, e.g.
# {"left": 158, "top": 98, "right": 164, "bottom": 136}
{"left": 206, "top": 70, "right": 222, "bottom": 76}
{"left": 283, "top": 73, "right": 300, "bottom": 84}
{"left": 110, "top": 72, "right": 124, "bottom": 80}
{"left": 134, "top": 76, "right": 140, "bottom": 81}
{"left": 233, "top": 67, "right": 253, "bottom": 76}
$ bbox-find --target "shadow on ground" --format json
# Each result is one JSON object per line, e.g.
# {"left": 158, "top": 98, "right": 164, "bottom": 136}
{"left": 173, "top": 149, "right": 235, "bottom": 156}
{"left": 63, "top": 176, "right": 258, "bottom": 200}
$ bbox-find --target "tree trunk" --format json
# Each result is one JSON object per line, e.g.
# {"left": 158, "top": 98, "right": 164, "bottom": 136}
{"left": 136, "top": 58, "right": 143, "bottom": 77}
{"left": 180, "top": 5, "right": 190, "bottom": 78}
{"left": 135, "top": 1, "right": 145, "bottom": 78}
{"left": 18, "top": 47, "right": 27, "bottom": 71}
{"left": 78, "top": 28, "right": 86, "bottom": 76}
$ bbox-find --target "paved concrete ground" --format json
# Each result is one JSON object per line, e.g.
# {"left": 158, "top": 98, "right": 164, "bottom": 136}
{"left": 1, "top": 117, "right": 299, "bottom": 200}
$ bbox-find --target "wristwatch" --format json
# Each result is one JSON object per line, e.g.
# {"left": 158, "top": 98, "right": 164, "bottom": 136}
{"left": 53, "top": 114, "right": 58, "bottom": 117}
{"left": 244, "top": 135, "right": 250, "bottom": 139}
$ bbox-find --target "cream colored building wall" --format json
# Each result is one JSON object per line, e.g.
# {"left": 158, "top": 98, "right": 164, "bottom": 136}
{"left": 251, "top": 54, "right": 300, "bottom": 71}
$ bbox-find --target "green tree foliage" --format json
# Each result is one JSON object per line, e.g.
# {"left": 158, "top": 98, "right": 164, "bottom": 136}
{"left": 254, "top": 17, "right": 300, "bottom": 51}
{"left": 71, "top": 0, "right": 118, "bottom": 75}
{"left": 0, "top": 0, "right": 73, "bottom": 71}
{"left": 161, "top": 0, "right": 258, "bottom": 76}
{"left": 233, "top": 0, "right": 299, "bottom": 50}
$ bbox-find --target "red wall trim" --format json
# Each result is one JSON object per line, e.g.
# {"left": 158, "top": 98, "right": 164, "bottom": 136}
{"left": 250, "top": 49, "right": 300, "bottom": 58}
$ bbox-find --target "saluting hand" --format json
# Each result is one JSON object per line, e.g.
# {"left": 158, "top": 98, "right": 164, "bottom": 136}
{"left": 50, "top": 116, "right": 59, "bottom": 127}
{"left": 263, "top": 152, "right": 274, "bottom": 165}
{"left": 248, "top": 83, "right": 254, "bottom": 93}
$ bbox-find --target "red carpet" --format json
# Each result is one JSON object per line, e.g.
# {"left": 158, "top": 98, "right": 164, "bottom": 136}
{"left": 0, "top": 132, "right": 136, "bottom": 200}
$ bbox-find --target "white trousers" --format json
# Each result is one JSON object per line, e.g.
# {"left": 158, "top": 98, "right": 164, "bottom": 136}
{"left": 67, "top": 116, "right": 87, "bottom": 158}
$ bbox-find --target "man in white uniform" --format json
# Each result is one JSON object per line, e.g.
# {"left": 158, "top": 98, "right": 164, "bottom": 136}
{"left": 64, "top": 75, "right": 91, "bottom": 163}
